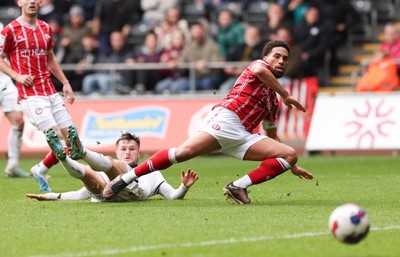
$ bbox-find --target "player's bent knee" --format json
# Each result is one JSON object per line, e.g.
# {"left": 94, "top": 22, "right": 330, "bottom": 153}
{"left": 284, "top": 147, "right": 298, "bottom": 166}
{"left": 175, "top": 146, "right": 195, "bottom": 162}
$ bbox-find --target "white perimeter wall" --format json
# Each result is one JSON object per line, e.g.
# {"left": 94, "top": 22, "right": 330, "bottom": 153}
{"left": 305, "top": 92, "right": 400, "bottom": 151}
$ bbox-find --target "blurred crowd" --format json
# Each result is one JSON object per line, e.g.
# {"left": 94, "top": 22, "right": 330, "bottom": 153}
{"left": 2, "top": 0, "right": 398, "bottom": 95}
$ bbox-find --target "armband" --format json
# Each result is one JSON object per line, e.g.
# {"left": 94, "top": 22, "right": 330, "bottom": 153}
{"left": 262, "top": 121, "right": 277, "bottom": 130}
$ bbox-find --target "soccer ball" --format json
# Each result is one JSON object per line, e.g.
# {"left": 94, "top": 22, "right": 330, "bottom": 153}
{"left": 328, "top": 203, "right": 370, "bottom": 244}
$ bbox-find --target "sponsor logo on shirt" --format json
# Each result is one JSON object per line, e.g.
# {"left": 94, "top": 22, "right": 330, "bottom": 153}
{"left": 21, "top": 49, "right": 48, "bottom": 58}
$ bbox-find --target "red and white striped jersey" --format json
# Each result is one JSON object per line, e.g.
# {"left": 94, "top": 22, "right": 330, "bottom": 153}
{"left": 214, "top": 60, "right": 279, "bottom": 132}
{"left": 0, "top": 17, "right": 57, "bottom": 99}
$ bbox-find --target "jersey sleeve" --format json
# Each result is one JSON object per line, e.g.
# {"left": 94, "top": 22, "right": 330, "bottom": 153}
{"left": 158, "top": 182, "right": 189, "bottom": 200}
{"left": 58, "top": 187, "right": 92, "bottom": 200}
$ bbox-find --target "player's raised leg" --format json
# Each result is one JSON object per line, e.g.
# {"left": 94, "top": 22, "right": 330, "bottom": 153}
{"left": 67, "top": 125, "right": 84, "bottom": 160}
{"left": 45, "top": 128, "right": 106, "bottom": 195}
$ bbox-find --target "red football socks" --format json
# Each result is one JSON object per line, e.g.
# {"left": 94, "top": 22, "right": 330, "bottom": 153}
{"left": 248, "top": 158, "right": 287, "bottom": 184}
{"left": 42, "top": 147, "right": 70, "bottom": 168}
{"left": 42, "top": 151, "right": 59, "bottom": 168}
{"left": 134, "top": 149, "right": 174, "bottom": 177}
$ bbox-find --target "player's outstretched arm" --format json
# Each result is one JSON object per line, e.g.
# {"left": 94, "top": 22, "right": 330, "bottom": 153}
{"left": 159, "top": 169, "right": 199, "bottom": 200}
{"left": 251, "top": 62, "right": 306, "bottom": 112}
{"left": 26, "top": 187, "right": 92, "bottom": 201}
{"left": 290, "top": 165, "right": 314, "bottom": 180}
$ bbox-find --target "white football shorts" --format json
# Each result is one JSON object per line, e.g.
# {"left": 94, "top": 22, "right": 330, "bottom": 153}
{"left": 19, "top": 93, "right": 73, "bottom": 132}
{"left": 0, "top": 77, "right": 22, "bottom": 112}
{"left": 199, "top": 106, "right": 266, "bottom": 160}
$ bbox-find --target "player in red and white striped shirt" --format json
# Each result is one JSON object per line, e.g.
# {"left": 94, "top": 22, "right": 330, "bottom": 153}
{"left": 0, "top": 0, "right": 84, "bottom": 191}
{"left": 103, "top": 40, "right": 314, "bottom": 204}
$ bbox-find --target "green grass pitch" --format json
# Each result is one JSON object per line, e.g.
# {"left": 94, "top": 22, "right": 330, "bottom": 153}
{"left": 1, "top": 155, "right": 399, "bottom": 257}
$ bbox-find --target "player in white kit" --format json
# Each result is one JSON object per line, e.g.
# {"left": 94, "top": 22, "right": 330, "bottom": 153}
{"left": 26, "top": 132, "right": 199, "bottom": 202}
{"left": 0, "top": 67, "right": 30, "bottom": 177}
{"left": 0, "top": 20, "right": 29, "bottom": 177}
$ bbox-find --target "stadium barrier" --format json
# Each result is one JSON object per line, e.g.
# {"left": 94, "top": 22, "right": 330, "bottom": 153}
{"left": 306, "top": 92, "right": 400, "bottom": 152}
{"left": 59, "top": 61, "right": 251, "bottom": 92}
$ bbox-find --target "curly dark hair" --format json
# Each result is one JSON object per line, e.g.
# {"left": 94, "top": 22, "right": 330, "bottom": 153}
{"left": 115, "top": 132, "right": 140, "bottom": 147}
{"left": 261, "top": 40, "right": 291, "bottom": 58}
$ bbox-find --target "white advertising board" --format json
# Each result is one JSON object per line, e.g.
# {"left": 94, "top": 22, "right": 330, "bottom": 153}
{"left": 305, "top": 92, "right": 400, "bottom": 150}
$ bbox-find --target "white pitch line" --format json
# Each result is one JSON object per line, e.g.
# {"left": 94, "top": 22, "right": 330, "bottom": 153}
{"left": 29, "top": 225, "right": 400, "bottom": 257}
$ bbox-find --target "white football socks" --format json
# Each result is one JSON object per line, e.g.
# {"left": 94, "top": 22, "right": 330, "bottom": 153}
{"left": 83, "top": 149, "right": 112, "bottom": 172}
{"left": 121, "top": 170, "right": 137, "bottom": 184}
{"left": 7, "top": 125, "right": 23, "bottom": 168}
{"left": 233, "top": 175, "right": 252, "bottom": 189}
{"left": 60, "top": 157, "right": 85, "bottom": 179}
{"left": 33, "top": 161, "right": 49, "bottom": 177}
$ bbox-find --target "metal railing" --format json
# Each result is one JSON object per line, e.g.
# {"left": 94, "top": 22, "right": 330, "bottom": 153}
{"left": 60, "top": 61, "right": 251, "bottom": 93}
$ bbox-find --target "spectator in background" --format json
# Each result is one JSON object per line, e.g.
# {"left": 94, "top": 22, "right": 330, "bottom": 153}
{"left": 263, "top": 3, "right": 292, "bottom": 41}
{"left": 177, "top": 22, "right": 223, "bottom": 92}
{"left": 216, "top": 9, "right": 244, "bottom": 59}
{"left": 154, "top": 30, "right": 188, "bottom": 94}
{"left": 129, "top": 31, "right": 164, "bottom": 93}
{"left": 56, "top": 4, "right": 90, "bottom": 63}
{"left": 154, "top": 7, "right": 190, "bottom": 50}
{"left": 140, "top": 0, "right": 179, "bottom": 27}
{"left": 219, "top": 25, "right": 264, "bottom": 92}
{"left": 293, "top": 4, "right": 330, "bottom": 78}
{"left": 81, "top": 31, "right": 132, "bottom": 96}
{"left": 63, "top": 32, "right": 99, "bottom": 92}
{"left": 282, "top": 0, "right": 310, "bottom": 26}
{"left": 73, "top": 0, "right": 98, "bottom": 22}
{"left": 92, "top": 0, "right": 142, "bottom": 54}
{"left": 0, "top": 0, "right": 16, "bottom": 6}
{"left": 37, "top": 0, "right": 63, "bottom": 25}
{"left": 356, "top": 22, "right": 400, "bottom": 92}
{"left": 380, "top": 23, "right": 400, "bottom": 73}
{"left": 194, "top": 0, "right": 256, "bottom": 17}
{"left": 318, "top": 0, "right": 363, "bottom": 76}
{"left": 274, "top": 26, "right": 302, "bottom": 81}
{"left": 361, "top": 22, "right": 400, "bottom": 74}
